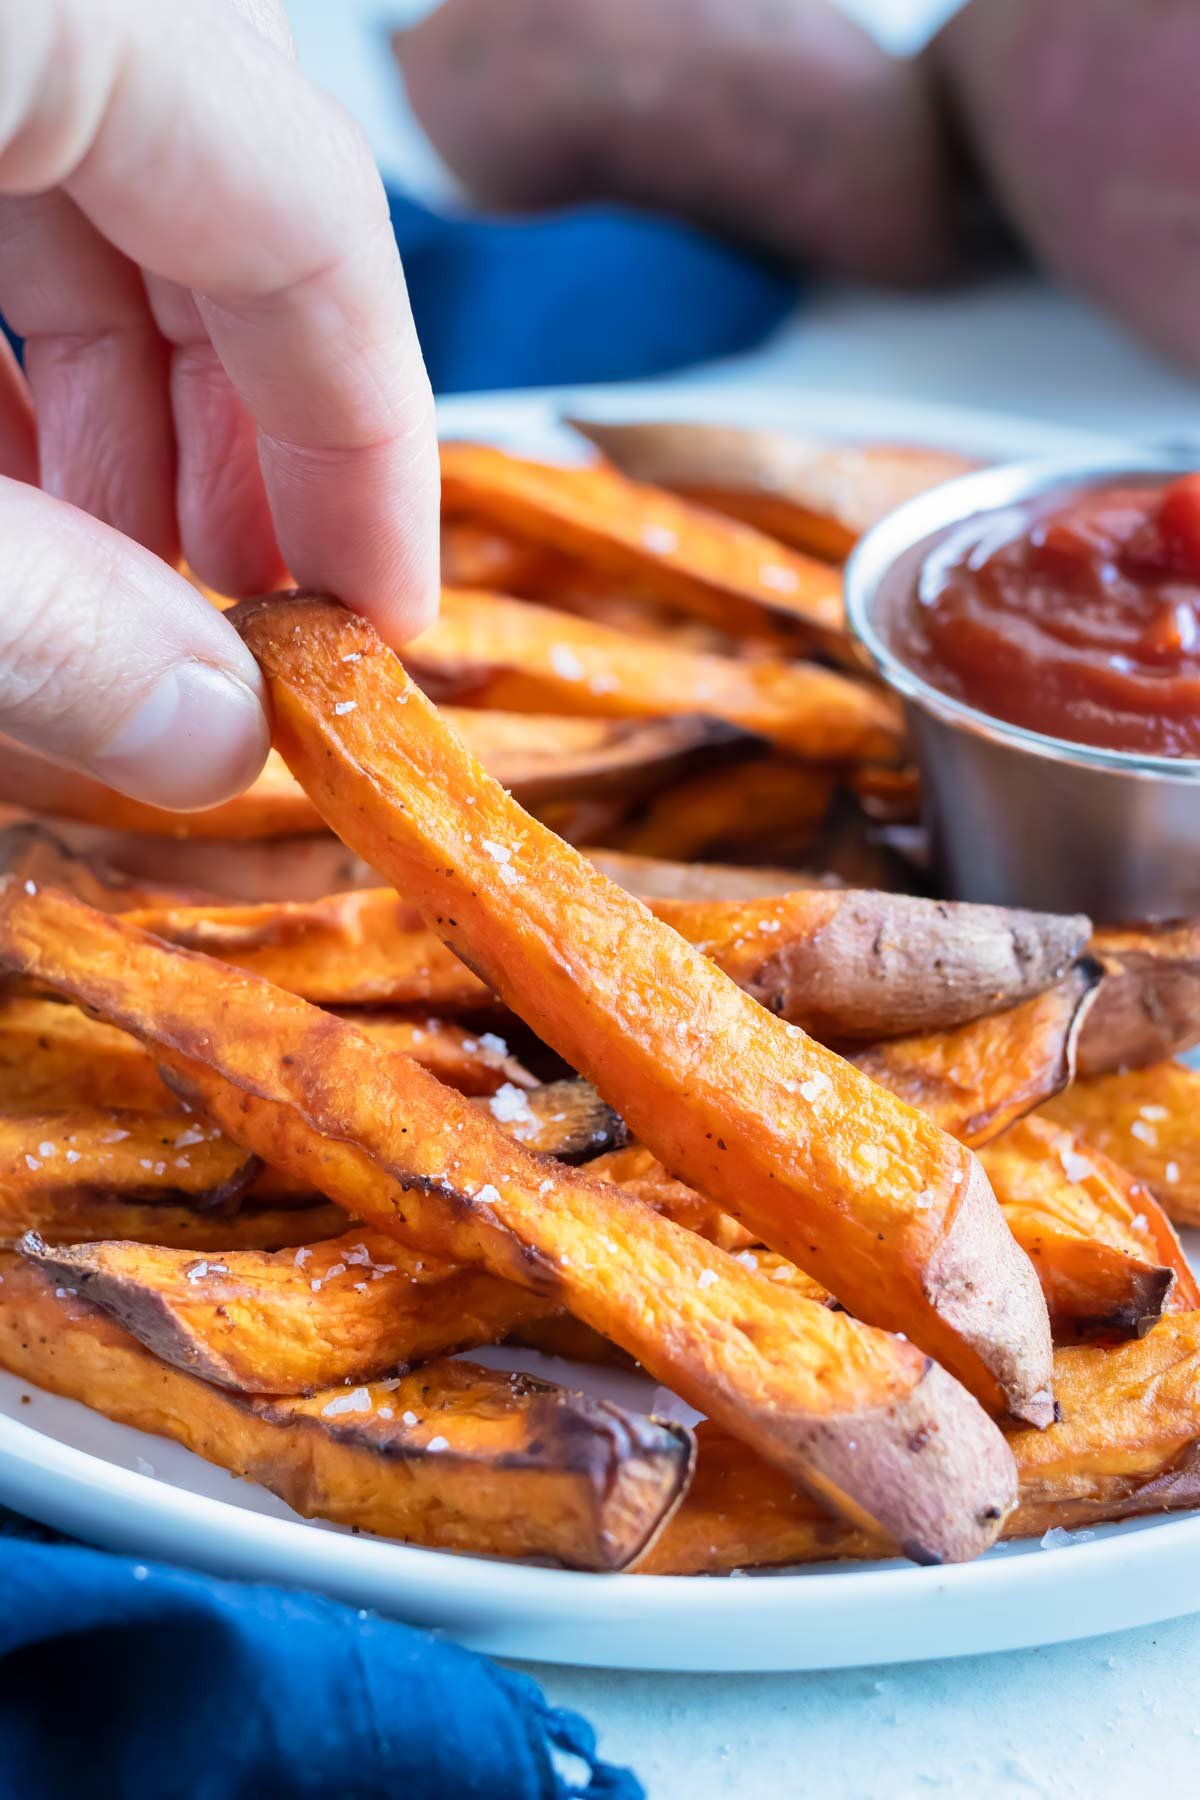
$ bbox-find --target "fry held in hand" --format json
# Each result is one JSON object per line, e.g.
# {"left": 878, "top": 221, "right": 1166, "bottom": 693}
{"left": 0, "top": 882, "right": 1018, "bottom": 1564}
{"left": 236, "top": 592, "right": 1053, "bottom": 1427}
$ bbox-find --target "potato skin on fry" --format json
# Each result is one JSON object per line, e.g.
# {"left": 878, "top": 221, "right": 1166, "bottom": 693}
{"left": 1080, "top": 919, "right": 1200, "bottom": 1076}
{"left": 0, "top": 1256, "right": 692, "bottom": 1571}
{"left": 0, "top": 881, "right": 1018, "bottom": 1564}
{"left": 568, "top": 421, "right": 974, "bottom": 560}
{"left": 235, "top": 592, "right": 1052, "bottom": 1430}
{"left": 646, "top": 1315, "right": 1200, "bottom": 1572}
{"left": 656, "top": 889, "right": 1089, "bottom": 1040}
{"left": 854, "top": 962, "right": 1103, "bottom": 1148}
{"left": 21, "top": 1229, "right": 552, "bottom": 1395}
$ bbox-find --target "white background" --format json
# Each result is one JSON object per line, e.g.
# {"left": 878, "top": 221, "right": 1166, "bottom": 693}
{"left": 285, "top": 3, "right": 1200, "bottom": 1793}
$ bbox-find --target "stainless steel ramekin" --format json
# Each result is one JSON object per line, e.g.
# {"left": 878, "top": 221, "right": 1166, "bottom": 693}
{"left": 844, "top": 456, "right": 1200, "bottom": 921}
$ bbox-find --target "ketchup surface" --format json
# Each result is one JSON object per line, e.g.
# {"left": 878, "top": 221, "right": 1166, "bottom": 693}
{"left": 898, "top": 473, "right": 1200, "bottom": 756}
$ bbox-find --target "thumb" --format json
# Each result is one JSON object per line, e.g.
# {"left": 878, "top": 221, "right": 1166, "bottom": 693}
{"left": 0, "top": 477, "right": 269, "bottom": 810}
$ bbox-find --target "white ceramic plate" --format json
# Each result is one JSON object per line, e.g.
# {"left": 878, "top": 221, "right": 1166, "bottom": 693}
{"left": 5, "top": 382, "right": 1189, "bottom": 1674}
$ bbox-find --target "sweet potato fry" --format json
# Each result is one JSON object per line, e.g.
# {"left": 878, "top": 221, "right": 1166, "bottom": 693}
{"left": 0, "top": 884, "right": 1018, "bottom": 1562}
{"left": 653, "top": 889, "right": 1088, "bottom": 1039}
{"left": 122, "top": 889, "right": 492, "bottom": 1010}
{"left": 584, "top": 1144, "right": 755, "bottom": 1254}
{"left": 111, "top": 880, "right": 1084, "bottom": 1043}
{"left": 449, "top": 708, "right": 745, "bottom": 804}
{"left": 585, "top": 849, "right": 818, "bottom": 902}
{"left": 644, "top": 1315, "right": 1200, "bottom": 1571}
{"left": 407, "top": 588, "right": 901, "bottom": 763}
{"left": 36, "top": 826, "right": 382, "bottom": 906}
{"left": 2, "top": 1195, "right": 346, "bottom": 1252}
{"left": 0, "top": 712, "right": 731, "bottom": 848}
{"left": 439, "top": 441, "right": 851, "bottom": 654}
{"left": 0, "top": 1256, "right": 691, "bottom": 1570}
{"left": 0, "top": 823, "right": 198, "bottom": 909}
{"left": 853, "top": 963, "right": 1102, "bottom": 1146}
{"left": 22, "top": 1229, "right": 550, "bottom": 1394}
{"left": 236, "top": 592, "right": 1053, "bottom": 1427}
{"left": 0, "top": 996, "right": 535, "bottom": 1109}
{"left": 1080, "top": 919, "right": 1200, "bottom": 1075}
{"left": 979, "top": 1116, "right": 1191, "bottom": 1338}
{"left": 16, "top": 1226, "right": 832, "bottom": 1397}
{"left": 1040, "top": 1062, "right": 1200, "bottom": 1227}
{"left": 613, "top": 759, "right": 835, "bottom": 863}
{"left": 567, "top": 420, "right": 974, "bottom": 561}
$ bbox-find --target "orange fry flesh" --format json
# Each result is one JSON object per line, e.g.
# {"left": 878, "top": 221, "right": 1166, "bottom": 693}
{"left": 0, "top": 879, "right": 1018, "bottom": 1563}
{"left": 439, "top": 442, "right": 850, "bottom": 655}
{"left": 407, "top": 588, "right": 901, "bottom": 762}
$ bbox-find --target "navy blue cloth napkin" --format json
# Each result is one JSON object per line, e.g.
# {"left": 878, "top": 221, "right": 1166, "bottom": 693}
{"left": 387, "top": 189, "right": 795, "bottom": 391}
{"left": 0, "top": 188, "right": 793, "bottom": 1799}
{"left": 0, "top": 1512, "right": 640, "bottom": 1799}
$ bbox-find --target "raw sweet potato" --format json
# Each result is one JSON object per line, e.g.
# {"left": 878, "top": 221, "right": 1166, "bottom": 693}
{"left": 22, "top": 1229, "right": 551, "bottom": 1394}
{"left": 397, "top": 0, "right": 954, "bottom": 284}
{"left": 1040, "top": 1062, "right": 1200, "bottom": 1228}
{"left": 438, "top": 445, "right": 853, "bottom": 656}
{"left": 1080, "top": 919, "right": 1200, "bottom": 1076}
{"left": 407, "top": 588, "right": 901, "bottom": 762}
{"left": 0, "top": 883, "right": 1018, "bottom": 1562}
{"left": 853, "top": 963, "right": 1102, "bottom": 1147}
{"left": 652, "top": 889, "right": 1088, "bottom": 1040}
{"left": 0, "top": 1256, "right": 691, "bottom": 1570}
{"left": 979, "top": 1116, "right": 1192, "bottom": 1338}
{"left": 568, "top": 421, "right": 973, "bottom": 561}
{"left": 644, "top": 1314, "right": 1200, "bottom": 1571}
{"left": 237, "top": 592, "right": 1053, "bottom": 1427}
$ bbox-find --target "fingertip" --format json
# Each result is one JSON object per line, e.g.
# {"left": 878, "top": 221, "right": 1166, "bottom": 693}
{"left": 90, "top": 659, "right": 271, "bottom": 812}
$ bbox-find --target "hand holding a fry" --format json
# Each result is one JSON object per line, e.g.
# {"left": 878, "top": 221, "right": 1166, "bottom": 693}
{"left": 0, "top": 0, "right": 437, "bottom": 813}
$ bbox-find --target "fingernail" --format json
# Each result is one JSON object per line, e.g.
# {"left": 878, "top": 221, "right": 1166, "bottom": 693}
{"left": 91, "top": 662, "right": 270, "bottom": 811}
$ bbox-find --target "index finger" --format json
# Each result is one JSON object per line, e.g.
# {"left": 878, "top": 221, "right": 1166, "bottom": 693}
{"left": 0, "top": 0, "right": 438, "bottom": 640}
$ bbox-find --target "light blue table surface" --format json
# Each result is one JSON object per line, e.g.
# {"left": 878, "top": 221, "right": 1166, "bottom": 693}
{"left": 289, "top": 4, "right": 1200, "bottom": 1791}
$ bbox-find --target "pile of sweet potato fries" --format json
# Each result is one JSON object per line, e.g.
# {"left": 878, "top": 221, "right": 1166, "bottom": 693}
{"left": 0, "top": 421, "right": 1198, "bottom": 1575}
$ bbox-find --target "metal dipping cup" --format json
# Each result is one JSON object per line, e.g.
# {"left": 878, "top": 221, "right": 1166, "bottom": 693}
{"left": 844, "top": 456, "right": 1200, "bottom": 922}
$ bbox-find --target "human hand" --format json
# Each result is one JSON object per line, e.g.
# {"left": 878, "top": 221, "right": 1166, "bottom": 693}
{"left": 0, "top": 0, "right": 437, "bottom": 811}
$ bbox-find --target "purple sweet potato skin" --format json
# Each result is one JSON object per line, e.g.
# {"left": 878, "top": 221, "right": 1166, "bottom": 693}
{"left": 396, "top": 0, "right": 955, "bottom": 282}
{"left": 937, "top": 0, "right": 1200, "bottom": 371}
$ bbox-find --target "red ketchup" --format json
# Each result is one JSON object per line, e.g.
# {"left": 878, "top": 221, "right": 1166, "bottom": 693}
{"left": 897, "top": 473, "right": 1200, "bottom": 756}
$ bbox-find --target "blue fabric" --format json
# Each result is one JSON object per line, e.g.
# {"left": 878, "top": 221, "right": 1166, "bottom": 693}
{"left": 386, "top": 190, "right": 795, "bottom": 391}
{"left": 0, "top": 1510, "right": 641, "bottom": 1800}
